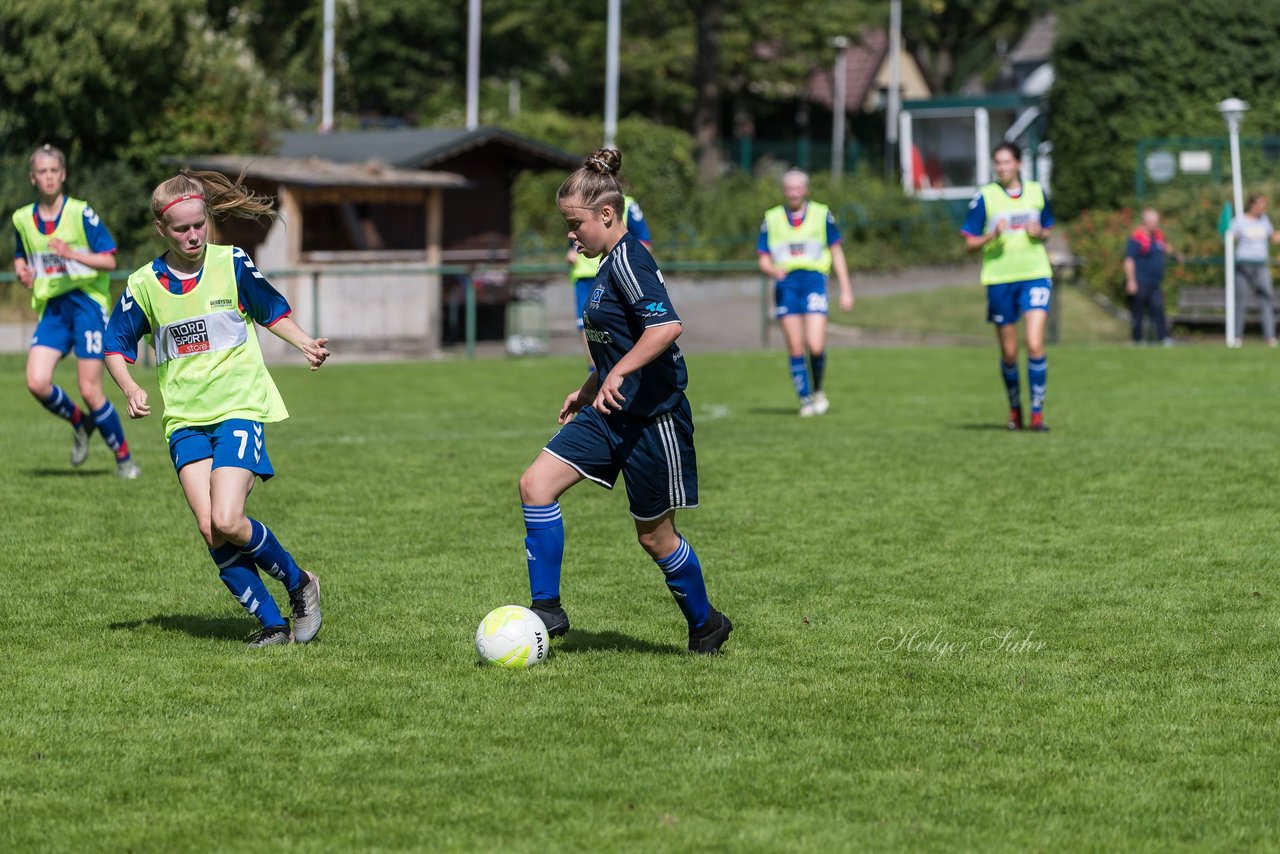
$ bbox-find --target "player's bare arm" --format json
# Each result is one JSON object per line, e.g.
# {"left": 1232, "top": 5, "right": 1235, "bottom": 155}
{"left": 47, "top": 237, "right": 117, "bottom": 271}
{"left": 593, "top": 323, "right": 682, "bottom": 414}
{"left": 104, "top": 353, "right": 150, "bottom": 418}
{"left": 559, "top": 371, "right": 600, "bottom": 424}
{"left": 266, "top": 316, "right": 330, "bottom": 371}
{"left": 14, "top": 257, "right": 33, "bottom": 288}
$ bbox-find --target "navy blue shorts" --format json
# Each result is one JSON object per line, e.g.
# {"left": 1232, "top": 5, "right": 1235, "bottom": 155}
{"left": 168, "top": 419, "right": 275, "bottom": 480}
{"left": 544, "top": 397, "right": 698, "bottom": 521}
{"left": 30, "top": 290, "right": 107, "bottom": 359}
{"left": 573, "top": 277, "right": 596, "bottom": 330}
{"left": 986, "top": 278, "right": 1052, "bottom": 325}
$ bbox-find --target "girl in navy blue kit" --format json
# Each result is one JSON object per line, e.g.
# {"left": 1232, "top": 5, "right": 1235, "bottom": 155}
{"left": 517, "top": 148, "right": 732, "bottom": 655}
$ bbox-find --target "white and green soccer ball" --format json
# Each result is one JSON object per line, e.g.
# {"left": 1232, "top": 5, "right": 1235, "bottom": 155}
{"left": 475, "top": 605, "right": 548, "bottom": 668}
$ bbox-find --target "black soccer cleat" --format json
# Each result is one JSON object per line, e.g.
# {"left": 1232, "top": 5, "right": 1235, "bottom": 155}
{"left": 688, "top": 608, "right": 733, "bottom": 655}
{"left": 1029, "top": 412, "right": 1050, "bottom": 433}
{"left": 530, "top": 598, "right": 570, "bottom": 638}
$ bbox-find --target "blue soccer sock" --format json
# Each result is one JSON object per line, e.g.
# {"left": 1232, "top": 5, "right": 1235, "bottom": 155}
{"left": 91, "top": 401, "right": 130, "bottom": 461}
{"left": 1028, "top": 356, "right": 1048, "bottom": 414}
{"left": 211, "top": 543, "right": 287, "bottom": 629}
{"left": 241, "top": 519, "right": 305, "bottom": 591}
{"left": 809, "top": 351, "right": 827, "bottom": 392}
{"left": 41, "top": 385, "right": 90, "bottom": 431}
{"left": 655, "top": 537, "right": 711, "bottom": 629}
{"left": 524, "top": 503, "right": 564, "bottom": 603}
{"left": 1000, "top": 360, "right": 1021, "bottom": 410}
{"left": 789, "top": 355, "right": 811, "bottom": 399}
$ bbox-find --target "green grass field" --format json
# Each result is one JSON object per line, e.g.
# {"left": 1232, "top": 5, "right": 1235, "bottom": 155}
{"left": 832, "top": 283, "right": 1131, "bottom": 344}
{"left": 3, "top": 343, "right": 1279, "bottom": 851}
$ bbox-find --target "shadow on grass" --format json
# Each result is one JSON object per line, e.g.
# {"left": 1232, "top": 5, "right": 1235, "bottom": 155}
{"left": 952, "top": 423, "right": 1013, "bottom": 431}
{"left": 26, "top": 468, "right": 110, "bottom": 477}
{"left": 108, "top": 614, "right": 247, "bottom": 641}
{"left": 557, "top": 629, "right": 681, "bottom": 656}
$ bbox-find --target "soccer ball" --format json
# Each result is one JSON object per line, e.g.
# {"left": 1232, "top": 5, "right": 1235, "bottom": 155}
{"left": 475, "top": 605, "right": 549, "bottom": 668}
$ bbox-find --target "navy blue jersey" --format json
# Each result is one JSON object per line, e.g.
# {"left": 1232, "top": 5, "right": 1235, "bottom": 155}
{"left": 585, "top": 232, "right": 687, "bottom": 418}
{"left": 105, "top": 247, "right": 290, "bottom": 363}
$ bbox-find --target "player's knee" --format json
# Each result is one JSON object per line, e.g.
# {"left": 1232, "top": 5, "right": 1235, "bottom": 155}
{"left": 195, "top": 520, "right": 217, "bottom": 549}
{"left": 26, "top": 377, "right": 51, "bottom": 399}
{"left": 635, "top": 528, "right": 673, "bottom": 558}
{"left": 78, "top": 381, "right": 104, "bottom": 408}
{"left": 210, "top": 507, "right": 246, "bottom": 539}
{"left": 518, "top": 470, "right": 543, "bottom": 505}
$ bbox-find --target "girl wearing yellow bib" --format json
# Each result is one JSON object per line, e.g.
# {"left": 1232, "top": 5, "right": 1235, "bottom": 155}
{"left": 12, "top": 144, "right": 139, "bottom": 477}
{"left": 756, "top": 170, "right": 854, "bottom": 417}
{"left": 961, "top": 144, "right": 1055, "bottom": 432}
{"left": 104, "top": 171, "right": 330, "bottom": 649}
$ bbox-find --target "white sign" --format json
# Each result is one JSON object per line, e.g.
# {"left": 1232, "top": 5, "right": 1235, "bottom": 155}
{"left": 1145, "top": 150, "right": 1177, "bottom": 183}
{"left": 1179, "top": 150, "right": 1212, "bottom": 174}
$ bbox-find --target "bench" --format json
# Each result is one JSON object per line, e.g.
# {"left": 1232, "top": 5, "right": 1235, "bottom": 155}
{"left": 1172, "top": 285, "right": 1272, "bottom": 327}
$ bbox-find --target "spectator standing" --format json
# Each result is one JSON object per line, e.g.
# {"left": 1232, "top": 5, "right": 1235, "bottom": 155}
{"left": 1230, "top": 193, "right": 1280, "bottom": 347}
{"left": 1123, "top": 208, "right": 1180, "bottom": 346}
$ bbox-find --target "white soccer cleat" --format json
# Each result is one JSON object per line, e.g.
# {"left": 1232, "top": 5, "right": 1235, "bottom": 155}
{"left": 799, "top": 396, "right": 817, "bottom": 418}
{"left": 115, "top": 458, "right": 142, "bottom": 479}
{"left": 289, "top": 571, "right": 323, "bottom": 643}
{"left": 812, "top": 390, "right": 830, "bottom": 415}
{"left": 71, "top": 424, "right": 91, "bottom": 467}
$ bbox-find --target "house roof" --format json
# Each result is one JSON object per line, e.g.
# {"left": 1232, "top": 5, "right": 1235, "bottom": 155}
{"left": 1009, "top": 13, "right": 1056, "bottom": 66}
{"left": 274, "top": 126, "right": 579, "bottom": 171}
{"left": 809, "top": 29, "right": 887, "bottom": 111}
{"left": 177, "top": 155, "right": 469, "bottom": 190}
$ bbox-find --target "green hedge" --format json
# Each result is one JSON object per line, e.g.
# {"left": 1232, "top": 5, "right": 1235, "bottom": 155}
{"left": 1060, "top": 182, "right": 1271, "bottom": 308}
{"left": 507, "top": 112, "right": 963, "bottom": 270}
{"left": 1052, "top": 0, "right": 1280, "bottom": 218}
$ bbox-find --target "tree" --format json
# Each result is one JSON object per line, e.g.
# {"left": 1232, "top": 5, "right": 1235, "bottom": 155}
{"left": 0, "top": 0, "right": 286, "bottom": 263}
{"left": 690, "top": 0, "right": 725, "bottom": 183}
{"left": 903, "top": 0, "right": 1054, "bottom": 93}
{"left": 1052, "top": 0, "right": 1280, "bottom": 216}
{"left": 0, "top": 0, "right": 184, "bottom": 160}
{"left": 0, "top": 1, "right": 283, "bottom": 164}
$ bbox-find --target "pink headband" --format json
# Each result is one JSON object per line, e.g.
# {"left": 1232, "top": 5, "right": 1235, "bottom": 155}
{"left": 159, "top": 193, "right": 204, "bottom": 216}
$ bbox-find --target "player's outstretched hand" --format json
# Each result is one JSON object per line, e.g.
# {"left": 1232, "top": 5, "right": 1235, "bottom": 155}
{"left": 125, "top": 387, "right": 150, "bottom": 419}
{"left": 840, "top": 291, "right": 855, "bottom": 312}
{"left": 303, "top": 337, "right": 330, "bottom": 371}
{"left": 593, "top": 371, "right": 626, "bottom": 414}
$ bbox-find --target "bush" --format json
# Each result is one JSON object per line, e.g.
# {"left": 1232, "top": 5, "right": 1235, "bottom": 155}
{"left": 1052, "top": 0, "right": 1280, "bottom": 218}
{"left": 1061, "top": 182, "right": 1270, "bottom": 307}
{"left": 508, "top": 111, "right": 964, "bottom": 270}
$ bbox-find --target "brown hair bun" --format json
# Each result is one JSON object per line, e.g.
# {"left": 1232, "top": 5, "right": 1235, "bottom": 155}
{"left": 583, "top": 148, "right": 621, "bottom": 176}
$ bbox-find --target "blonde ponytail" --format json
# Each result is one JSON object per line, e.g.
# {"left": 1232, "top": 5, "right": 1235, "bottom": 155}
{"left": 151, "top": 170, "right": 276, "bottom": 222}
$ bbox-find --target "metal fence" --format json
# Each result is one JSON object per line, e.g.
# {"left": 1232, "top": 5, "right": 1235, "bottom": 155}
{"left": 1136, "top": 135, "right": 1280, "bottom": 203}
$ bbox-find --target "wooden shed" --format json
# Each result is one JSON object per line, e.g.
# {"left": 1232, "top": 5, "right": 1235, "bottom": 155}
{"left": 180, "top": 155, "right": 469, "bottom": 358}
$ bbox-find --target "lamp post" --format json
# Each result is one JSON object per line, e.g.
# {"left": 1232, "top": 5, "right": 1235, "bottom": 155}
{"left": 466, "top": 0, "right": 481, "bottom": 130}
{"left": 831, "top": 36, "right": 848, "bottom": 180}
{"left": 1218, "top": 97, "right": 1248, "bottom": 347}
{"left": 886, "top": 0, "right": 901, "bottom": 182}
{"left": 604, "top": 0, "right": 620, "bottom": 149}
{"left": 320, "top": 0, "right": 335, "bottom": 132}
